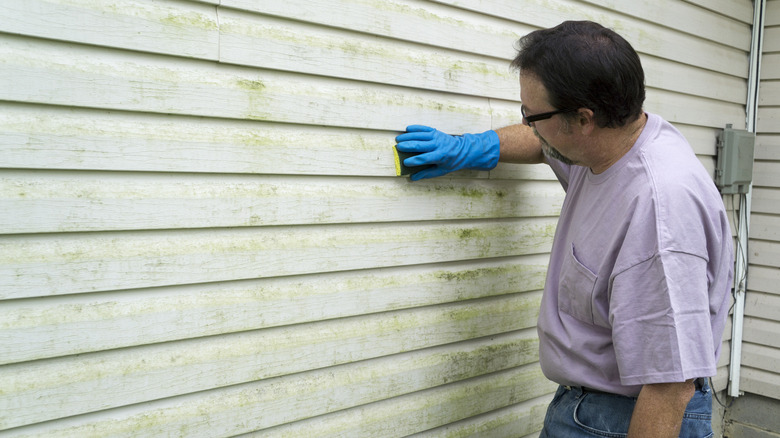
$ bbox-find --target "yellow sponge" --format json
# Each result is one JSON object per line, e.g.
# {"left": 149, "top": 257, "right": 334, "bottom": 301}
{"left": 393, "top": 146, "right": 434, "bottom": 176}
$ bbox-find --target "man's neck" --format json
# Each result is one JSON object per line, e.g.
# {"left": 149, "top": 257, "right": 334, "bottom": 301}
{"left": 589, "top": 113, "right": 648, "bottom": 174}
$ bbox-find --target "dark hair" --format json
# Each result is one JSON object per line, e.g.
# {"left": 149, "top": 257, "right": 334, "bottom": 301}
{"left": 511, "top": 21, "right": 645, "bottom": 128}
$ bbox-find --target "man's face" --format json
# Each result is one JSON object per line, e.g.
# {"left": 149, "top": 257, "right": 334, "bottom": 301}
{"left": 519, "top": 74, "right": 578, "bottom": 166}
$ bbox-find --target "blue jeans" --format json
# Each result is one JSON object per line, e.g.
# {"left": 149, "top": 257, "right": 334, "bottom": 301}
{"left": 539, "top": 380, "right": 713, "bottom": 437}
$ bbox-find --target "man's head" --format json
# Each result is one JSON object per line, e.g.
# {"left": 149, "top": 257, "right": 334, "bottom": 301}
{"left": 512, "top": 21, "right": 645, "bottom": 129}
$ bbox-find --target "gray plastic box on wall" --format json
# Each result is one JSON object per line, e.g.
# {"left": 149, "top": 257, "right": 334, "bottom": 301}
{"left": 716, "top": 125, "right": 755, "bottom": 195}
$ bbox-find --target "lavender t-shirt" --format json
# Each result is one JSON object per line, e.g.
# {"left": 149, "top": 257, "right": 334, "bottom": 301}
{"left": 538, "top": 113, "right": 733, "bottom": 397}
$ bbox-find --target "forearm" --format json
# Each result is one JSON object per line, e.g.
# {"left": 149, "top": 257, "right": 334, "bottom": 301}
{"left": 628, "top": 380, "right": 695, "bottom": 438}
{"left": 495, "top": 123, "right": 544, "bottom": 164}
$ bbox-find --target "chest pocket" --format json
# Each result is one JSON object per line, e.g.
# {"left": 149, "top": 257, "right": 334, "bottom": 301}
{"left": 559, "top": 243, "right": 599, "bottom": 325}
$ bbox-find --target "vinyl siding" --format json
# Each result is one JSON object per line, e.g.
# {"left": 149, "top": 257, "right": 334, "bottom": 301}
{"left": 743, "top": 0, "right": 780, "bottom": 401}
{"left": 0, "top": 0, "right": 752, "bottom": 436}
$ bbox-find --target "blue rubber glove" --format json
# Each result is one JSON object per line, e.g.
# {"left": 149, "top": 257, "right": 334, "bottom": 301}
{"left": 395, "top": 125, "right": 500, "bottom": 181}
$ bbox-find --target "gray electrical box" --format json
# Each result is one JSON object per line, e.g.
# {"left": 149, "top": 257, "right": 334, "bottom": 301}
{"left": 715, "top": 125, "right": 755, "bottom": 194}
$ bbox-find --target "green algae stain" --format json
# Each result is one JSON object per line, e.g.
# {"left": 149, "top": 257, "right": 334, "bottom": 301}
{"left": 235, "top": 79, "right": 266, "bottom": 92}
{"left": 234, "top": 78, "right": 272, "bottom": 121}
{"left": 434, "top": 265, "right": 523, "bottom": 284}
{"left": 457, "top": 228, "right": 482, "bottom": 240}
{"left": 160, "top": 11, "right": 218, "bottom": 30}
{"left": 455, "top": 186, "right": 486, "bottom": 200}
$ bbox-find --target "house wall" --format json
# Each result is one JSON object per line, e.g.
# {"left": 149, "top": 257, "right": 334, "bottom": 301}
{"left": 743, "top": 0, "right": 780, "bottom": 401}
{"left": 723, "top": 392, "right": 780, "bottom": 438}
{"left": 0, "top": 0, "right": 753, "bottom": 436}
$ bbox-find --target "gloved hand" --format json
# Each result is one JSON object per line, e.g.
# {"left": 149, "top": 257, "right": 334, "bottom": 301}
{"left": 394, "top": 125, "right": 500, "bottom": 181}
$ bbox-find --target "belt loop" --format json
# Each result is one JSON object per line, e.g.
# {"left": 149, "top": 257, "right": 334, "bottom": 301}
{"left": 694, "top": 377, "right": 709, "bottom": 393}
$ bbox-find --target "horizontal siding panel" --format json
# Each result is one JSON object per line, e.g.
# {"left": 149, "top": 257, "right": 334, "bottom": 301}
{"left": 758, "top": 107, "right": 780, "bottom": 133}
{"left": 431, "top": 0, "right": 749, "bottom": 78}
{"left": 0, "top": 36, "right": 492, "bottom": 134}
{"left": 765, "top": 26, "right": 780, "bottom": 53}
{"left": 740, "top": 367, "right": 780, "bottom": 401}
{"left": 489, "top": 163, "right": 558, "bottom": 181}
{"left": 743, "top": 343, "right": 780, "bottom": 374}
{"left": 762, "top": 54, "right": 780, "bottom": 80}
{"left": 752, "top": 161, "right": 780, "bottom": 187}
{"left": 0, "top": 103, "right": 553, "bottom": 180}
{"left": 749, "top": 213, "right": 780, "bottom": 241}
{"left": 222, "top": 7, "right": 749, "bottom": 107}
{"left": 218, "top": 9, "right": 520, "bottom": 101}
{"left": 582, "top": 0, "right": 752, "bottom": 49}
{"left": 260, "top": 393, "right": 552, "bottom": 438}
{"left": 644, "top": 88, "right": 746, "bottom": 129}
{"left": 222, "top": 6, "right": 750, "bottom": 106}
{"left": 746, "top": 264, "right": 780, "bottom": 295}
{"left": 0, "top": 0, "right": 219, "bottom": 60}
{"left": 405, "top": 395, "right": 550, "bottom": 438}
{"left": 752, "top": 237, "right": 780, "bottom": 270}
{"left": 640, "top": 55, "right": 747, "bottom": 105}
{"left": 674, "top": 124, "right": 721, "bottom": 157}
{"left": 0, "top": 218, "right": 556, "bottom": 299}
{"left": 750, "top": 239, "right": 780, "bottom": 268}
{"left": 0, "top": 255, "right": 550, "bottom": 364}
{"left": 751, "top": 188, "right": 780, "bottom": 214}
{"left": 0, "top": 103, "right": 400, "bottom": 176}
{"left": 0, "top": 332, "right": 546, "bottom": 435}
{"left": 669, "top": 0, "right": 755, "bottom": 25}
{"left": 745, "top": 291, "right": 780, "bottom": 320}
{"left": 252, "top": 372, "right": 553, "bottom": 438}
{"left": 769, "top": 0, "right": 780, "bottom": 26}
{"left": 220, "top": 0, "right": 528, "bottom": 60}
{"left": 0, "top": 172, "right": 564, "bottom": 234}
{"left": 759, "top": 80, "right": 780, "bottom": 105}
{"left": 222, "top": 0, "right": 751, "bottom": 81}
{"left": 755, "top": 134, "right": 780, "bottom": 160}
{"left": 743, "top": 316, "right": 780, "bottom": 349}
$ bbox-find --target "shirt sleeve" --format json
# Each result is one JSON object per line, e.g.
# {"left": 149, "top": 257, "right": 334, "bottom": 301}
{"left": 609, "top": 250, "right": 717, "bottom": 385}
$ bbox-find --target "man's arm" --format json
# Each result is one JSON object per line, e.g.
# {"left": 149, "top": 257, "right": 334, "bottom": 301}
{"left": 496, "top": 123, "right": 545, "bottom": 164}
{"left": 394, "top": 123, "right": 545, "bottom": 180}
{"left": 627, "top": 380, "right": 695, "bottom": 438}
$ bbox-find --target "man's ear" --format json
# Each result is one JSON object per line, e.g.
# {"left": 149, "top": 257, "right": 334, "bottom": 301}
{"left": 577, "top": 108, "right": 596, "bottom": 135}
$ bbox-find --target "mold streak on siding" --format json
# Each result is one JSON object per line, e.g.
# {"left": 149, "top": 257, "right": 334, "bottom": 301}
{"left": 0, "top": 0, "right": 754, "bottom": 434}
{"left": 743, "top": 0, "right": 780, "bottom": 402}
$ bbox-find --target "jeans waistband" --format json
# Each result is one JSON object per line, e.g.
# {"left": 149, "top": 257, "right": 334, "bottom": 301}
{"left": 564, "top": 378, "right": 709, "bottom": 397}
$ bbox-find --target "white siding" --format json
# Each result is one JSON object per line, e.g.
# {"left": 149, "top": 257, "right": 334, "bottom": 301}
{"left": 743, "top": 0, "right": 780, "bottom": 401}
{"left": 0, "top": 1, "right": 751, "bottom": 436}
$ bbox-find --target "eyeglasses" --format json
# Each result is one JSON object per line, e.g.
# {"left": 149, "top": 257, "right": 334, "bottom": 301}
{"left": 521, "top": 105, "right": 577, "bottom": 124}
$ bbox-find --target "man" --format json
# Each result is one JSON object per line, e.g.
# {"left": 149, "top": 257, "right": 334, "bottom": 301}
{"left": 395, "top": 21, "right": 733, "bottom": 437}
